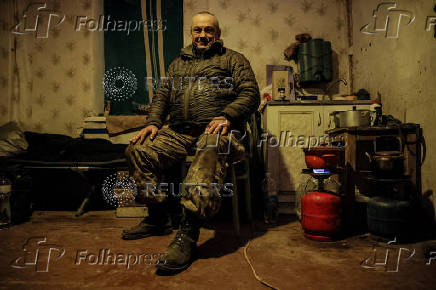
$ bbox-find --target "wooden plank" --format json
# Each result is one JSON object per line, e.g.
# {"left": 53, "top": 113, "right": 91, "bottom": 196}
{"left": 116, "top": 206, "right": 148, "bottom": 218}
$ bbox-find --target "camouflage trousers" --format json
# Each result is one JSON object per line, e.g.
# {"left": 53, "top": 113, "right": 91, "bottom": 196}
{"left": 125, "top": 126, "right": 245, "bottom": 219}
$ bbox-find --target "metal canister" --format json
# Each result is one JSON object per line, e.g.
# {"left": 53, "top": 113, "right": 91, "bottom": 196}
{"left": 367, "top": 197, "right": 412, "bottom": 240}
{"left": 301, "top": 191, "right": 342, "bottom": 241}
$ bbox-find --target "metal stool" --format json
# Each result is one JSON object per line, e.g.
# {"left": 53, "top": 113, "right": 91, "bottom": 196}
{"left": 181, "top": 153, "right": 252, "bottom": 237}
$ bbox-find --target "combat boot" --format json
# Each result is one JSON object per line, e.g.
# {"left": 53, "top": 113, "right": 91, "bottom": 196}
{"left": 156, "top": 209, "right": 200, "bottom": 274}
{"left": 122, "top": 203, "right": 172, "bottom": 240}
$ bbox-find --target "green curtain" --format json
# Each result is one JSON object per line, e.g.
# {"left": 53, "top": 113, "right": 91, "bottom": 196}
{"left": 104, "top": 0, "right": 183, "bottom": 115}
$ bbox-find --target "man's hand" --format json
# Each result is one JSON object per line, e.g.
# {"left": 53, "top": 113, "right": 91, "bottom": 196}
{"left": 205, "top": 116, "right": 231, "bottom": 135}
{"left": 130, "top": 125, "right": 159, "bottom": 144}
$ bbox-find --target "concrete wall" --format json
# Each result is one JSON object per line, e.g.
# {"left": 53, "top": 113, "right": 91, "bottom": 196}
{"left": 351, "top": 0, "right": 436, "bottom": 214}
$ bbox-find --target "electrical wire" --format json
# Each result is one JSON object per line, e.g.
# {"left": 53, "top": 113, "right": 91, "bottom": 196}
{"left": 243, "top": 239, "right": 280, "bottom": 290}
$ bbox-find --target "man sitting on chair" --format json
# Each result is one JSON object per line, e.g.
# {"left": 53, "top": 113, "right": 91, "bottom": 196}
{"left": 123, "top": 11, "right": 259, "bottom": 274}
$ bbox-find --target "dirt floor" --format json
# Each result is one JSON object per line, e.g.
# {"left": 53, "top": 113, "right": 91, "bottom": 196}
{"left": 1, "top": 211, "right": 436, "bottom": 290}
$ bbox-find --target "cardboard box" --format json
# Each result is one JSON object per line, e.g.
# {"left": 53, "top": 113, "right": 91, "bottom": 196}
{"left": 272, "top": 70, "right": 291, "bottom": 101}
{"left": 267, "top": 65, "right": 295, "bottom": 101}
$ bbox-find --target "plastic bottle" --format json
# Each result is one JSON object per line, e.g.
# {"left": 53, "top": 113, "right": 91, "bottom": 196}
{"left": 262, "top": 172, "right": 278, "bottom": 224}
{"left": 0, "top": 175, "right": 12, "bottom": 226}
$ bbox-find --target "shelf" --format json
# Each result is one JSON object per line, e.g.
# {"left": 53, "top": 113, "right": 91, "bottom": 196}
{"left": 266, "top": 100, "right": 374, "bottom": 106}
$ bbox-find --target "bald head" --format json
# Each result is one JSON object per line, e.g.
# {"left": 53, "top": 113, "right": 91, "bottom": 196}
{"left": 192, "top": 12, "right": 220, "bottom": 30}
{"left": 191, "top": 11, "right": 221, "bottom": 51}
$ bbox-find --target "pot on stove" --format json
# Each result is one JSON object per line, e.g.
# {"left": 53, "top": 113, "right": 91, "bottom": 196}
{"left": 330, "top": 106, "right": 371, "bottom": 128}
{"left": 303, "top": 147, "right": 343, "bottom": 169}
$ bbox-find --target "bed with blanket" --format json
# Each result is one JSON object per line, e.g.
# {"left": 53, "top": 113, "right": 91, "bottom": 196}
{"left": 0, "top": 122, "right": 128, "bottom": 218}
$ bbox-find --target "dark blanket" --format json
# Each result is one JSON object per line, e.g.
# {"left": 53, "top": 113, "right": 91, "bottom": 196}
{"left": 20, "top": 132, "right": 127, "bottom": 162}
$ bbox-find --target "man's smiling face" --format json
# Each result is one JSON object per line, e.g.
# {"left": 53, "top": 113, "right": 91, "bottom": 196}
{"left": 191, "top": 13, "right": 220, "bottom": 51}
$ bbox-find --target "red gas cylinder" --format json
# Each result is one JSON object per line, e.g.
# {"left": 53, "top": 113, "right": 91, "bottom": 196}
{"left": 301, "top": 191, "right": 342, "bottom": 241}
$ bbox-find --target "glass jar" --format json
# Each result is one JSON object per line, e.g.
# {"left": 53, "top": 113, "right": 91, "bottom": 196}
{"left": 0, "top": 175, "right": 12, "bottom": 227}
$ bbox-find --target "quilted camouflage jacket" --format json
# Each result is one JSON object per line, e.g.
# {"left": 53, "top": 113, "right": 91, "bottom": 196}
{"left": 144, "top": 40, "right": 260, "bottom": 131}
